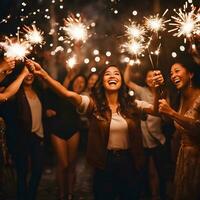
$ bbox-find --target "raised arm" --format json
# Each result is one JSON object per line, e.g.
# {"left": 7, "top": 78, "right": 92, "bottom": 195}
{"left": 0, "top": 67, "right": 28, "bottom": 102}
{"left": 124, "top": 64, "right": 142, "bottom": 93}
{"left": 26, "top": 59, "right": 82, "bottom": 106}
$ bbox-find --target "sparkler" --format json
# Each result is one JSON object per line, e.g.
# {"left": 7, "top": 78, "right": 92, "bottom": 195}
{"left": 122, "top": 20, "right": 148, "bottom": 65}
{"left": 122, "top": 40, "right": 146, "bottom": 56}
{"left": 125, "top": 21, "right": 146, "bottom": 41}
{"left": 23, "top": 25, "right": 44, "bottom": 45}
{"left": 2, "top": 38, "right": 31, "bottom": 60}
{"left": 168, "top": 0, "right": 200, "bottom": 41}
{"left": 145, "top": 10, "right": 170, "bottom": 33}
{"left": 144, "top": 10, "right": 170, "bottom": 69}
{"left": 63, "top": 15, "right": 88, "bottom": 43}
{"left": 67, "top": 55, "right": 77, "bottom": 68}
{"left": 169, "top": 7, "right": 200, "bottom": 38}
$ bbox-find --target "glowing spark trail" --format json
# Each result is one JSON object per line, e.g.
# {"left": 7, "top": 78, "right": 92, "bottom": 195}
{"left": 169, "top": 6, "right": 200, "bottom": 38}
{"left": 122, "top": 40, "right": 146, "bottom": 56}
{"left": 125, "top": 21, "right": 146, "bottom": 41}
{"left": 24, "top": 25, "right": 43, "bottom": 45}
{"left": 63, "top": 15, "right": 88, "bottom": 42}
{"left": 67, "top": 55, "right": 77, "bottom": 68}
{"left": 145, "top": 11, "right": 170, "bottom": 33}
{"left": 2, "top": 38, "right": 31, "bottom": 60}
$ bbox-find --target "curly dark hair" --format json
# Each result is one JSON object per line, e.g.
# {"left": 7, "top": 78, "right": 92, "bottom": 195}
{"left": 91, "top": 65, "right": 139, "bottom": 118}
{"left": 171, "top": 52, "right": 200, "bottom": 88}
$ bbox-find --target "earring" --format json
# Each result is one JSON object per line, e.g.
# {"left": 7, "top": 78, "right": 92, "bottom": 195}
{"left": 189, "top": 76, "right": 192, "bottom": 88}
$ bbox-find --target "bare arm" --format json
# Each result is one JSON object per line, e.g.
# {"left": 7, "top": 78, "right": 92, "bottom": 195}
{"left": 26, "top": 59, "right": 82, "bottom": 106}
{"left": 0, "top": 67, "right": 28, "bottom": 102}
{"left": 124, "top": 64, "right": 142, "bottom": 93}
{"left": 159, "top": 99, "right": 200, "bottom": 132}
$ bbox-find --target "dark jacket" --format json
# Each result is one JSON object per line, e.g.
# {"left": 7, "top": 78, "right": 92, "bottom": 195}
{"left": 85, "top": 98, "right": 144, "bottom": 171}
{"left": 1, "top": 86, "right": 46, "bottom": 155}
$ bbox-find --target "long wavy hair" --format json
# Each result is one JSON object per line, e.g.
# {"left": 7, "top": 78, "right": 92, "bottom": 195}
{"left": 91, "top": 65, "right": 138, "bottom": 118}
{"left": 170, "top": 53, "right": 200, "bottom": 111}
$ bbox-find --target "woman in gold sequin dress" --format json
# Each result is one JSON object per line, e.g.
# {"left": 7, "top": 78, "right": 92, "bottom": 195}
{"left": 158, "top": 55, "right": 200, "bottom": 200}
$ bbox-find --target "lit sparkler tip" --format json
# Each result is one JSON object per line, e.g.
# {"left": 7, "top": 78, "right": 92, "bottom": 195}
{"left": 67, "top": 55, "right": 77, "bottom": 68}
{"left": 3, "top": 40, "right": 31, "bottom": 60}
{"left": 169, "top": 5, "right": 200, "bottom": 38}
{"left": 24, "top": 25, "right": 43, "bottom": 45}
{"left": 122, "top": 40, "right": 146, "bottom": 56}
{"left": 63, "top": 15, "right": 88, "bottom": 42}
{"left": 125, "top": 21, "right": 146, "bottom": 41}
{"left": 145, "top": 13, "right": 170, "bottom": 33}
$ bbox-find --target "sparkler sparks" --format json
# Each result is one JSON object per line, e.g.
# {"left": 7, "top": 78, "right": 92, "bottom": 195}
{"left": 145, "top": 10, "right": 170, "bottom": 33}
{"left": 63, "top": 15, "right": 88, "bottom": 42}
{"left": 67, "top": 55, "right": 77, "bottom": 68}
{"left": 24, "top": 25, "right": 44, "bottom": 45}
{"left": 125, "top": 21, "right": 146, "bottom": 41}
{"left": 122, "top": 40, "right": 146, "bottom": 56}
{"left": 169, "top": 6, "right": 200, "bottom": 38}
{"left": 2, "top": 39, "right": 31, "bottom": 60}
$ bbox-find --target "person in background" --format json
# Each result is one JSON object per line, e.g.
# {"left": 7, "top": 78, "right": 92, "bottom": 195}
{"left": 84, "top": 72, "right": 99, "bottom": 96}
{"left": 1, "top": 67, "right": 46, "bottom": 200}
{"left": 124, "top": 64, "right": 168, "bottom": 200}
{"left": 45, "top": 74, "right": 87, "bottom": 200}
{"left": 26, "top": 59, "right": 163, "bottom": 200}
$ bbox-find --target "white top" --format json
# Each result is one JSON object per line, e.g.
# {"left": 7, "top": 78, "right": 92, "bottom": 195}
{"left": 107, "top": 112, "right": 129, "bottom": 149}
{"left": 78, "top": 95, "right": 154, "bottom": 149}
{"left": 26, "top": 94, "right": 44, "bottom": 138}
{"left": 134, "top": 86, "right": 166, "bottom": 148}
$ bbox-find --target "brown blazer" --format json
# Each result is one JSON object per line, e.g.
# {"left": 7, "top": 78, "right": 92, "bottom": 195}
{"left": 85, "top": 98, "right": 144, "bottom": 171}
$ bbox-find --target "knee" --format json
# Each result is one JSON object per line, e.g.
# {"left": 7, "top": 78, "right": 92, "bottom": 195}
{"left": 58, "top": 160, "right": 69, "bottom": 171}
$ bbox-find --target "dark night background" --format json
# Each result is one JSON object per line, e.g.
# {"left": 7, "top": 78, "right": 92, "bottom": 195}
{"left": 0, "top": 0, "right": 199, "bottom": 77}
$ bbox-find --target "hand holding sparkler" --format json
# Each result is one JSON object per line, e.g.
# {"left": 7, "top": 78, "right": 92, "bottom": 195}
{"left": 152, "top": 70, "right": 164, "bottom": 87}
{"left": 25, "top": 59, "right": 47, "bottom": 78}
{"left": 0, "top": 58, "right": 15, "bottom": 75}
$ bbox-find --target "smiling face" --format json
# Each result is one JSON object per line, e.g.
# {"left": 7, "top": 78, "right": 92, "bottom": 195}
{"left": 72, "top": 76, "right": 86, "bottom": 94}
{"left": 87, "top": 73, "right": 99, "bottom": 90}
{"left": 23, "top": 72, "right": 34, "bottom": 86}
{"left": 145, "top": 70, "right": 155, "bottom": 88}
{"left": 170, "top": 63, "right": 193, "bottom": 90}
{"left": 103, "top": 66, "right": 122, "bottom": 92}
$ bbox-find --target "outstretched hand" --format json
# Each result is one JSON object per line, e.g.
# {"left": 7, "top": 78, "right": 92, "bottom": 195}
{"left": 25, "top": 59, "right": 47, "bottom": 78}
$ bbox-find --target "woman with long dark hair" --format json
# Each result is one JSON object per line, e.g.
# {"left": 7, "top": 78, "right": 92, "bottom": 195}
{"left": 157, "top": 54, "right": 200, "bottom": 200}
{"left": 26, "top": 59, "right": 162, "bottom": 200}
{"left": 1, "top": 69, "right": 46, "bottom": 200}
